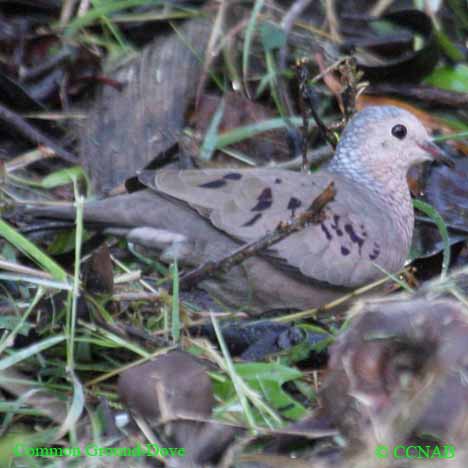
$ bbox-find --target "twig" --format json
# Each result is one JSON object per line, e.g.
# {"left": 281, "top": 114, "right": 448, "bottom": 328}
{"left": 370, "top": 0, "right": 394, "bottom": 17}
{"left": 77, "top": 0, "right": 91, "bottom": 17}
{"left": 310, "top": 56, "right": 347, "bottom": 84}
{"left": 112, "top": 291, "right": 165, "bottom": 302}
{"left": 277, "top": 1, "right": 332, "bottom": 168}
{"left": 0, "top": 259, "right": 54, "bottom": 279}
{"left": 325, "top": 0, "right": 342, "bottom": 43}
{"left": 0, "top": 102, "right": 78, "bottom": 164}
{"left": 296, "top": 60, "right": 338, "bottom": 153}
{"left": 60, "top": 0, "right": 78, "bottom": 26}
{"left": 179, "top": 182, "right": 336, "bottom": 289}
{"left": 339, "top": 57, "right": 365, "bottom": 120}
{"left": 365, "top": 84, "right": 468, "bottom": 108}
{"left": 19, "top": 221, "right": 77, "bottom": 234}
{"left": 272, "top": 266, "right": 412, "bottom": 324}
{"left": 314, "top": 52, "right": 345, "bottom": 111}
{"left": 296, "top": 59, "right": 312, "bottom": 170}
{"left": 195, "top": 0, "right": 227, "bottom": 107}
{"left": 278, "top": 0, "right": 314, "bottom": 117}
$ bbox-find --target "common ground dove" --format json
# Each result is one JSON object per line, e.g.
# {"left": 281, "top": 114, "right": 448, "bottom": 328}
{"left": 27, "top": 106, "right": 450, "bottom": 313}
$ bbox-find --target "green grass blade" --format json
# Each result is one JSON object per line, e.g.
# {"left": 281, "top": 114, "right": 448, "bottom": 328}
{"left": 0, "top": 288, "right": 44, "bottom": 355}
{"left": 56, "top": 372, "right": 85, "bottom": 440}
{"left": 432, "top": 130, "right": 468, "bottom": 142}
{"left": 211, "top": 313, "right": 257, "bottom": 431}
{"left": 170, "top": 261, "right": 180, "bottom": 343}
{"left": 200, "top": 99, "right": 225, "bottom": 161}
{"left": 67, "top": 187, "right": 85, "bottom": 371}
{"left": 242, "top": 0, "right": 265, "bottom": 94}
{"left": 0, "top": 335, "right": 66, "bottom": 370}
{"left": 215, "top": 116, "right": 305, "bottom": 148}
{"left": 63, "top": 0, "right": 164, "bottom": 36}
{"left": 40, "top": 166, "right": 86, "bottom": 189}
{"left": 0, "top": 219, "right": 68, "bottom": 282}
{"left": 413, "top": 199, "right": 451, "bottom": 279}
{"left": 0, "top": 273, "right": 71, "bottom": 290}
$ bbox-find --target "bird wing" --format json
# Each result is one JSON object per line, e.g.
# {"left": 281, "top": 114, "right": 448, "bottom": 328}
{"left": 139, "top": 169, "right": 395, "bottom": 287}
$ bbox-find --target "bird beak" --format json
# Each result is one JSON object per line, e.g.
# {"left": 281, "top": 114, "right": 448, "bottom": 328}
{"left": 417, "top": 140, "right": 455, "bottom": 168}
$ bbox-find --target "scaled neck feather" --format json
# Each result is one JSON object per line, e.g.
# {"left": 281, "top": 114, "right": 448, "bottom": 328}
{"left": 327, "top": 148, "right": 414, "bottom": 252}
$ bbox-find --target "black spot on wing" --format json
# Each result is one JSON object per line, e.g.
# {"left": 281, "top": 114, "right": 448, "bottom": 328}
{"left": 360, "top": 224, "right": 367, "bottom": 237}
{"left": 251, "top": 187, "right": 273, "bottom": 212}
{"left": 321, "top": 223, "right": 332, "bottom": 240}
{"left": 345, "top": 223, "right": 364, "bottom": 254}
{"left": 287, "top": 197, "right": 302, "bottom": 216}
{"left": 242, "top": 213, "right": 262, "bottom": 227}
{"left": 198, "top": 173, "right": 242, "bottom": 188}
{"left": 330, "top": 214, "right": 343, "bottom": 236}
{"left": 224, "top": 172, "right": 242, "bottom": 180}
{"left": 275, "top": 178, "right": 282, "bottom": 184}
{"left": 341, "top": 246, "right": 350, "bottom": 256}
{"left": 369, "top": 242, "right": 380, "bottom": 260}
{"left": 199, "top": 179, "right": 226, "bottom": 189}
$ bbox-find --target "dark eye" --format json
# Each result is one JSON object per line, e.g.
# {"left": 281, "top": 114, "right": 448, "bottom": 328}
{"left": 391, "top": 124, "right": 407, "bottom": 139}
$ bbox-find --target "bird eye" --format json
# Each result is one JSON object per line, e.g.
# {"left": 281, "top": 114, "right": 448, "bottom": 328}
{"left": 391, "top": 124, "right": 407, "bottom": 139}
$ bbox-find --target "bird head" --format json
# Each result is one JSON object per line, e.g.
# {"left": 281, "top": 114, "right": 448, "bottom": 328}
{"left": 330, "top": 106, "right": 453, "bottom": 181}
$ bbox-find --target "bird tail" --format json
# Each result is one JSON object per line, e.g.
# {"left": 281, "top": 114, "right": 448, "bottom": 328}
{"left": 20, "top": 190, "right": 163, "bottom": 229}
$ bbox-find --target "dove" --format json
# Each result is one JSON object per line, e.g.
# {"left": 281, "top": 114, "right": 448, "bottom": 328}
{"left": 26, "top": 106, "right": 451, "bottom": 313}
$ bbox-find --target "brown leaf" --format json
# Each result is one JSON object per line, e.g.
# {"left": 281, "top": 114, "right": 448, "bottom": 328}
{"left": 83, "top": 243, "right": 114, "bottom": 295}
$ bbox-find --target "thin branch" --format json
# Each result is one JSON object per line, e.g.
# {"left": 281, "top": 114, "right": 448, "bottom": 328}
{"left": 296, "top": 61, "right": 338, "bottom": 152}
{"left": 0, "top": 102, "right": 78, "bottom": 164}
{"left": 366, "top": 84, "right": 468, "bottom": 108}
{"left": 278, "top": 0, "right": 315, "bottom": 118}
